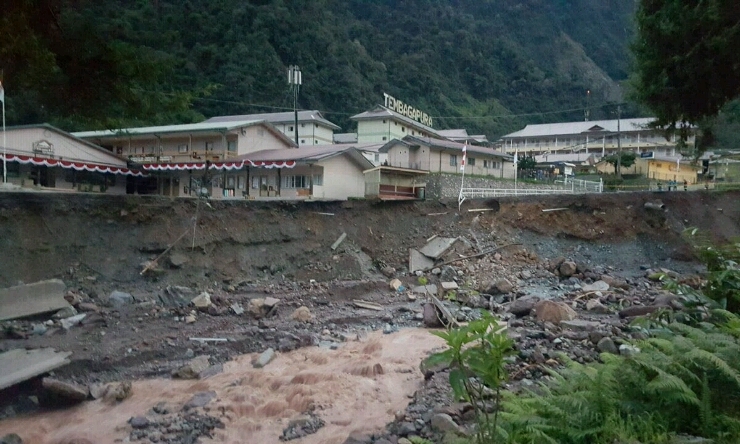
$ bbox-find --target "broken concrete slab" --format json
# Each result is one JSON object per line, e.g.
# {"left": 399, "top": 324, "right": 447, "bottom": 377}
{"left": 0, "top": 279, "right": 70, "bottom": 321}
{"left": 582, "top": 280, "right": 610, "bottom": 292}
{"left": 331, "top": 232, "right": 348, "bottom": 251}
{"left": 413, "top": 284, "right": 438, "bottom": 295}
{"left": 0, "top": 348, "right": 72, "bottom": 391}
{"left": 60, "top": 313, "right": 87, "bottom": 330}
{"left": 409, "top": 248, "right": 434, "bottom": 273}
{"left": 419, "top": 237, "right": 458, "bottom": 259}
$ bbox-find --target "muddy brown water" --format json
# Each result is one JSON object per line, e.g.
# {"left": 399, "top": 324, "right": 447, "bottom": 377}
{"left": 0, "top": 328, "right": 445, "bottom": 444}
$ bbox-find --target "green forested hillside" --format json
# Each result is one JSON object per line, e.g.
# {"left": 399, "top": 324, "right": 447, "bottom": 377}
{"left": 0, "top": 0, "right": 638, "bottom": 138}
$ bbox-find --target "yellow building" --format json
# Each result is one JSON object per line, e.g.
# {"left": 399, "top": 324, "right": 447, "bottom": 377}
{"left": 595, "top": 154, "right": 699, "bottom": 184}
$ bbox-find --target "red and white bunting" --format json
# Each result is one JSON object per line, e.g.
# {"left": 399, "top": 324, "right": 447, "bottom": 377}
{"left": 140, "top": 160, "right": 296, "bottom": 172}
{"left": 0, "top": 153, "right": 145, "bottom": 177}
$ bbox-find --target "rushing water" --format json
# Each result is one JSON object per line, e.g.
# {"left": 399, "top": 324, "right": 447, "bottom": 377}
{"left": 0, "top": 328, "right": 445, "bottom": 444}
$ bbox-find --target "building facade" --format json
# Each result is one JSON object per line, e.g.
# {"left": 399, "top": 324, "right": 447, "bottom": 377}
{"left": 204, "top": 110, "right": 340, "bottom": 146}
{"left": 379, "top": 136, "right": 515, "bottom": 178}
{"left": 1, "top": 124, "right": 140, "bottom": 193}
{"left": 501, "top": 118, "right": 694, "bottom": 158}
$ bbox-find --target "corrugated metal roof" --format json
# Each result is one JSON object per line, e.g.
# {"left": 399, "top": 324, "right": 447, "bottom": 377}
{"left": 7, "top": 123, "right": 129, "bottom": 164}
{"left": 73, "top": 120, "right": 265, "bottom": 138}
{"left": 381, "top": 136, "right": 513, "bottom": 160}
{"left": 235, "top": 144, "right": 376, "bottom": 168}
{"left": 333, "top": 133, "right": 358, "bottom": 143}
{"left": 502, "top": 118, "right": 657, "bottom": 139}
{"left": 205, "top": 110, "right": 341, "bottom": 130}
{"left": 437, "top": 129, "right": 469, "bottom": 138}
{"left": 535, "top": 153, "right": 599, "bottom": 164}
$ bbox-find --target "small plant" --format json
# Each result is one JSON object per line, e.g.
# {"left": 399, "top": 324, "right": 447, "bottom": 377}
{"left": 408, "top": 437, "right": 435, "bottom": 444}
{"left": 418, "top": 276, "right": 429, "bottom": 285}
{"left": 426, "top": 313, "right": 514, "bottom": 443}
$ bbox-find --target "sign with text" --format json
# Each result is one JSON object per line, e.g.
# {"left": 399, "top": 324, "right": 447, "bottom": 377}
{"left": 640, "top": 151, "right": 654, "bottom": 159}
{"left": 383, "top": 93, "right": 433, "bottom": 128}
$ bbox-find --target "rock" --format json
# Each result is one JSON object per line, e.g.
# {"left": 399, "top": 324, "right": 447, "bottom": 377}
{"left": 173, "top": 355, "right": 211, "bottom": 379}
{"left": 129, "top": 416, "right": 150, "bottom": 429}
{"left": 342, "top": 431, "right": 373, "bottom": 444}
{"left": 533, "top": 300, "right": 577, "bottom": 323}
{"left": 42, "top": 378, "right": 89, "bottom": 403}
{"left": 440, "top": 266, "right": 457, "bottom": 282}
{"left": 64, "top": 291, "right": 84, "bottom": 306}
{"left": 601, "top": 275, "right": 631, "bottom": 290}
{"left": 381, "top": 266, "right": 396, "bottom": 278}
{"left": 550, "top": 256, "right": 566, "bottom": 271}
{"left": 254, "top": 348, "right": 276, "bottom": 368}
{"left": 0, "top": 434, "right": 22, "bottom": 444}
{"left": 60, "top": 314, "right": 86, "bottom": 330}
{"left": 103, "top": 381, "right": 132, "bottom": 402}
{"left": 31, "top": 323, "right": 47, "bottom": 335}
{"left": 389, "top": 279, "right": 403, "bottom": 291}
{"left": 231, "top": 303, "right": 244, "bottom": 315}
{"left": 619, "top": 305, "right": 663, "bottom": 318}
{"left": 509, "top": 295, "right": 540, "bottom": 317}
{"left": 420, "top": 355, "right": 449, "bottom": 379}
{"left": 184, "top": 391, "right": 217, "bottom": 409}
{"left": 159, "top": 286, "right": 194, "bottom": 307}
{"left": 77, "top": 302, "right": 100, "bottom": 312}
{"left": 586, "top": 299, "right": 609, "bottom": 314}
{"left": 582, "top": 280, "right": 610, "bottom": 292}
{"left": 422, "top": 303, "right": 443, "bottom": 328}
{"left": 191, "top": 292, "right": 212, "bottom": 310}
{"left": 441, "top": 281, "right": 459, "bottom": 291}
{"left": 597, "top": 337, "right": 619, "bottom": 354}
{"left": 168, "top": 253, "right": 189, "bottom": 268}
{"left": 291, "top": 306, "right": 314, "bottom": 322}
{"left": 559, "top": 261, "right": 577, "bottom": 277}
{"left": 619, "top": 344, "right": 641, "bottom": 357}
{"left": 184, "top": 314, "right": 196, "bottom": 323}
{"left": 431, "top": 413, "right": 464, "bottom": 435}
{"left": 431, "top": 267, "right": 441, "bottom": 275}
{"left": 398, "top": 422, "right": 417, "bottom": 436}
{"left": 560, "top": 320, "right": 601, "bottom": 332}
{"left": 398, "top": 439, "right": 412, "bottom": 444}
{"left": 51, "top": 307, "right": 77, "bottom": 319}
{"left": 486, "top": 278, "right": 514, "bottom": 295}
{"left": 653, "top": 293, "right": 682, "bottom": 309}
{"left": 248, "top": 297, "right": 280, "bottom": 317}
{"left": 107, "top": 291, "right": 134, "bottom": 308}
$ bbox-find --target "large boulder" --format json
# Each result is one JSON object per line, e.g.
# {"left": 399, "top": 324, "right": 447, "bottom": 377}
{"left": 533, "top": 300, "right": 577, "bottom": 323}
{"left": 107, "top": 291, "right": 133, "bottom": 308}
{"left": 484, "top": 278, "right": 514, "bottom": 295}
{"left": 42, "top": 378, "right": 89, "bottom": 403}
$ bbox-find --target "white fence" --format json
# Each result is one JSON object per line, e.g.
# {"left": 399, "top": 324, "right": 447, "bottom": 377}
{"left": 460, "top": 178, "right": 603, "bottom": 199}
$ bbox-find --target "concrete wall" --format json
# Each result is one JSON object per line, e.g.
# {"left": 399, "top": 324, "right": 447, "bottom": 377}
{"left": 237, "top": 125, "right": 294, "bottom": 155}
{"left": 271, "top": 122, "right": 334, "bottom": 145}
{"left": 385, "top": 143, "right": 514, "bottom": 179}
{"left": 5, "top": 164, "right": 127, "bottom": 194}
{"left": 425, "top": 173, "right": 564, "bottom": 199}
{"left": 316, "top": 155, "right": 366, "bottom": 200}
{"left": 357, "top": 117, "right": 434, "bottom": 143}
{"left": 503, "top": 132, "right": 690, "bottom": 156}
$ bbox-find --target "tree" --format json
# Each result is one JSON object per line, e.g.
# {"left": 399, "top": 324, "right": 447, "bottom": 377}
{"left": 605, "top": 151, "right": 636, "bottom": 176}
{"left": 517, "top": 156, "right": 537, "bottom": 171}
{"left": 631, "top": 0, "right": 740, "bottom": 144}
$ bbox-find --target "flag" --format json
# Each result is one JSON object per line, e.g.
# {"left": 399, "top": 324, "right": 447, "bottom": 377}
{"left": 0, "top": 81, "right": 4, "bottom": 103}
{"left": 460, "top": 143, "right": 467, "bottom": 171}
{"left": 513, "top": 149, "right": 518, "bottom": 165}
{"left": 676, "top": 157, "right": 680, "bottom": 172}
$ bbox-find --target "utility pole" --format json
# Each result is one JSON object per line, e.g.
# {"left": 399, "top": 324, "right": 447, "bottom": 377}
{"left": 288, "top": 66, "right": 302, "bottom": 148}
{"left": 616, "top": 104, "right": 622, "bottom": 178}
{"left": 584, "top": 89, "right": 590, "bottom": 122}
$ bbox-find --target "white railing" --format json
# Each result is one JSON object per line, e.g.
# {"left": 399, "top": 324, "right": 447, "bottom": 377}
{"left": 559, "top": 177, "right": 604, "bottom": 193}
{"left": 460, "top": 188, "right": 575, "bottom": 198}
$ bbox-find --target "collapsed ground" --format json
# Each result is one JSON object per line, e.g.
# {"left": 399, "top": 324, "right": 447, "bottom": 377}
{"left": 0, "top": 190, "right": 738, "bottom": 443}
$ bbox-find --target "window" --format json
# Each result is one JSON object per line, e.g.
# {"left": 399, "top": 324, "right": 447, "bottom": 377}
{"left": 313, "top": 174, "right": 323, "bottom": 186}
{"left": 282, "top": 175, "right": 308, "bottom": 188}
{"left": 483, "top": 160, "right": 498, "bottom": 169}
{"left": 289, "top": 126, "right": 294, "bottom": 132}
{"left": 206, "top": 142, "right": 214, "bottom": 151}
{"left": 227, "top": 141, "right": 237, "bottom": 152}
{"left": 469, "top": 157, "right": 476, "bottom": 166}
{"left": 382, "top": 136, "right": 387, "bottom": 141}
{"left": 374, "top": 153, "right": 380, "bottom": 162}
{"left": 315, "top": 140, "right": 319, "bottom": 144}
{"left": 301, "top": 123, "right": 305, "bottom": 127}
{"left": 116, "top": 147, "right": 123, "bottom": 155}
{"left": 178, "top": 144, "right": 189, "bottom": 153}
{"left": 315, "top": 124, "right": 318, "bottom": 128}
{"left": 7, "top": 162, "right": 20, "bottom": 178}
{"left": 383, "top": 120, "right": 387, "bottom": 124}
{"left": 450, "top": 154, "right": 458, "bottom": 166}
{"left": 401, "top": 127, "right": 405, "bottom": 133}
{"left": 301, "top": 139, "right": 306, "bottom": 144}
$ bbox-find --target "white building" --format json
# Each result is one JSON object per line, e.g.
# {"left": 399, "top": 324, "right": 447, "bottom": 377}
{"left": 500, "top": 118, "right": 694, "bottom": 158}
{"left": 0, "top": 124, "right": 140, "bottom": 193}
{"left": 204, "top": 110, "right": 340, "bottom": 146}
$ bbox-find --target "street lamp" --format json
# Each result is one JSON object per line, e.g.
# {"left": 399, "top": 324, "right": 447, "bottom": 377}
{"left": 287, "top": 66, "right": 302, "bottom": 148}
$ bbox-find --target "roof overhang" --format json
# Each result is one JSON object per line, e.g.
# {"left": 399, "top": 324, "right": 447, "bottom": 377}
{"left": 1, "top": 153, "right": 144, "bottom": 176}
{"left": 363, "top": 166, "right": 429, "bottom": 176}
{"left": 137, "top": 160, "right": 296, "bottom": 172}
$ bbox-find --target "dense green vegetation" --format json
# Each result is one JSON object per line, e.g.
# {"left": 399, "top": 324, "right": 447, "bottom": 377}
{"left": 0, "top": 0, "right": 637, "bottom": 136}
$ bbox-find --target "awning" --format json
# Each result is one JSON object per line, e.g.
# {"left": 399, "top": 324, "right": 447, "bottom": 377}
{"left": 1, "top": 154, "right": 145, "bottom": 177}
{"left": 140, "top": 160, "right": 296, "bottom": 171}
